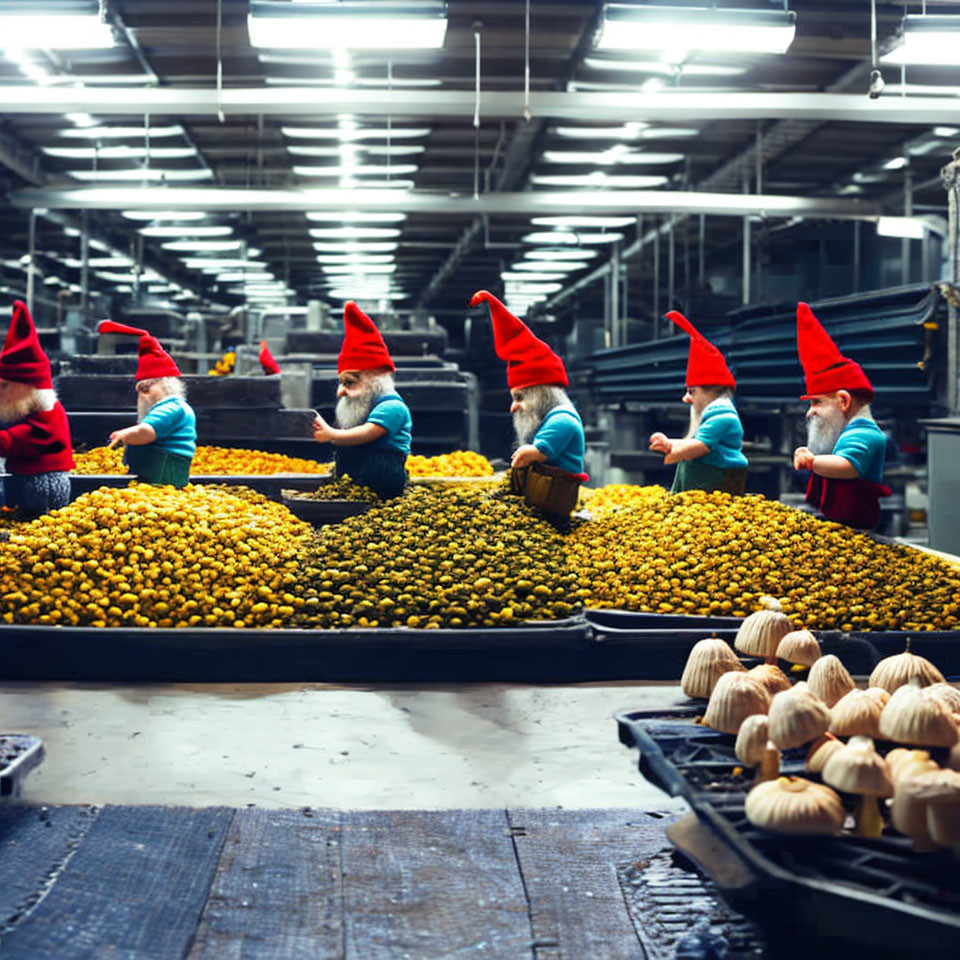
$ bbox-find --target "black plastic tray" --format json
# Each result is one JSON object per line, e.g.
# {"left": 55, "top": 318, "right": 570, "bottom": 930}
{"left": 617, "top": 709, "right": 960, "bottom": 958}
{"left": 280, "top": 493, "right": 375, "bottom": 525}
{"left": 0, "top": 734, "right": 45, "bottom": 800}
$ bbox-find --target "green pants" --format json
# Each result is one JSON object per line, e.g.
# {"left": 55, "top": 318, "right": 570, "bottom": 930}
{"left": 124, "top": 444, "right": 192, "bottom": 488}
{"left": 671, "top": 458, "right": 748, "bottom": 495}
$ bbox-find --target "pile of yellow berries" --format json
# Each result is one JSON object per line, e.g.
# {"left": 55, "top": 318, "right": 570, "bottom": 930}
{"left": 580, "top": 483, "right": 671, "bottom": 519}
{"left": 72, "top": 446, "right": 332, "bottom": 476}
{"left": 0, "top": 484, "right": 312, "bottom": 629}
{"left": 208, "top": 351, "right": 236, "bottom": 376}
{"left": 566, "top": 487, "right": 960, "bottom": 632}
{"left": 297, "top": 476, "right": 381, "bottom": 503}
{"left": 405, "top": 451, "right": 494, "bottom": 477}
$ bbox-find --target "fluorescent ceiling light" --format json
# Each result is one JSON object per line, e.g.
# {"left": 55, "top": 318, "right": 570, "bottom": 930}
{"left": 59, "top": 125, "right": 185, "bottom": 139}
{"left": 309, "top": 226, "right": 401, "bottom": 239}
{"left": 501, "top": 272, "right": 565, "bottom": 282}
{"left": 67, "top": 169, "right": 214, "bottom": 182}
{"left": 934, "top": 126, "right": 960, "bottom": 138}
{"left": 316, "top": 254, "right": 395, "bottom": 264}
{"left": 881, "top": 15, "right": 960, "bottom": 67}
{"left": 87, "top": 257, "right": 135, "bottom": 268}
{"left": 182, "top": 259, "right": 269, "bottom": 270}
{"left": 541, "top": 149, "right": 683, "bottom": 165}
{"left": 328, "top": 290, "right": 409, "bottom": 301}
{"left": 522, "top": 231, "right": 624, "bottom": 245}
{"left": 512, "top": 260, "right": 589, "bottom": 273}
{"left": 306, "top": 212, "right": 406, "bottom": 223}
{"left": 0, "top": 15, "right": 115, "bottom": 50}
{"left": 882, "top": 156, "right": 908, "bottom": 171}
{"left": 42, "top": 146, "right": 196, "bottom": 160}
{"left": 583, "top": 56, "right": 745, "bottom": 76}
{"left": 282, "top": 126, "right": 430, "bottom": 140}
{"left": 139, "top": 225, "right": 234, "bottom": 238}
{"left": 293, "top": 164, "right": 418, "bottom": 177}
{"left": 331, "top": 179, "right": 415, "bottom": 190}
{"left": 65, "top": 113, "right": 98, "bottom": 128}
{"left": 122, "top": 210, "right": 208, "bottom": 221}
{"left": 312, "top": 242, "right": 398, "bottom": 253}
{"left": 504, "top": 282, "right": 562, "bottom": 295}
{"left": 248, "top": 1, "right": 447, "bottom": 50}
{"left": 553, "top": 123, "right": 698, "bottom": 140}
{"left": 524, "top": 248, "right": 599, "bottom": 261}
{"left": 594, "top": 4, "right": 796, "bottom": 57}
{"left": 288, "top": 145, "right": 424, "bottom": 157}
{"left": 322, "top": 264, "right": 397, "bottom": 274}
{"left": 876, "top": 217, "right": 926, "bottom": 239}
{"left": 162, "top": 240, "right": 245, "bottom": 252}
{"left": 532, "top": 216, "right": 635, "bottom": 228}
{"left": 531, "top": 173, "right": 669, "bottom": 188}
{"left": 264, "top": 76, "right": 441, "bottom": 88}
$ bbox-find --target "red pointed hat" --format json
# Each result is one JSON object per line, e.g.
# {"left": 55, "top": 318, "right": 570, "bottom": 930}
{"left": 470, "top": 290, "right": 568, "bottom": 390}
{"left": 97, "top": 320, "right": 181, "bottom": 381}
{"left": 796, "top": 302, "right": 873, "bottom": 400}
{"left": 666, "top": 310, "right": 736, "bottom": 389}
{"left": 337, "top": 302, "right": 395, "bottom": 374}
{"left": 0, "top": 301, "right": 53, "bottom": 389}
{"left": 259, "top": 339, "right": 280, "bottom": 375}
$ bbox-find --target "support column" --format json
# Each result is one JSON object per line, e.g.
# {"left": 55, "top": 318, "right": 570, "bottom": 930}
{"left": 609, "top": 241, "right": 620, "bottom": 348}
{"left": 943, "top": 147, "right": 960, "bottom": 413}
{"left": 652, "top": 222, "right": 660, "bottom": 339}
{"left": 667, "top": 216, "right": 675, "bottom": 311}
{"left": 80, "top": 211, "right": 90, "bottom": 325}
{"left": 26, "top": 208, "right": 36, "bottom": 317}
{"left": 902, "top": 163, "right": 913, "bottom": 286}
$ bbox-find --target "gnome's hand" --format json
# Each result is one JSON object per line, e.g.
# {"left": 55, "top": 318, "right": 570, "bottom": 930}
{"left": 107, "top": 429, "right": 126, "bottom": 449}
{"left": 794, "top": 446, "right": 816, "bottom": 471}
{"left": 649, "top": 432, "right": 672, "bottom": 455}
{"left": 511, "top": 444, "right": 545, "bottom": 468}
{"left": 312, "top": 413, "right": 337, "bottom": 443}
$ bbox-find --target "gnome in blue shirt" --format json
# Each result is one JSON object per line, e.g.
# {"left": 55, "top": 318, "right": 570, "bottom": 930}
{"left": 99, "top": 320, "right": 197, "bottom": 488}
{"left": 470, "top": 290, "right": 587, "bottom": 517}
{"left": 649, "top": 311, "right": 749, "bottom": 495}
{"left": 312, "top": 302, "right": 411, "bottom": 500}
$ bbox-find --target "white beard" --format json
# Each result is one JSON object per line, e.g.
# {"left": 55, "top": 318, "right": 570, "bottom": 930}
{"left": 512, "top": 407, "right": 542, "bottom": 446}
{"left": 0, "top": 384, "right": 51, "bottom": 425}
{"left": 807, "top": 407, "right": 847, "bottom": 455}
{"left": 685, "top": 403, "right": 706, "bottom": 439}
{"left": 336, "top": 392, "right": 374, "bottom": 429}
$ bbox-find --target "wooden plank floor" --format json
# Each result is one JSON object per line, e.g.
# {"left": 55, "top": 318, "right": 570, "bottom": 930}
{"left": 0, "top": 805, "right": 679, "bottom": 960}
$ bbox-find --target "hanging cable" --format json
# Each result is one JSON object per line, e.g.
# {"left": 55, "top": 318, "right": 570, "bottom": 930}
{"left": 523, "top": 0, "right": 531, "bottom": 122}
{"left": 216, "top": 0, "right": 225, "bottom": 123}
{"left": 473, "top": 22, "right": 482, "bottom": 199}
{"left": 868, "top": 0, "right": 884, "bottom": 99}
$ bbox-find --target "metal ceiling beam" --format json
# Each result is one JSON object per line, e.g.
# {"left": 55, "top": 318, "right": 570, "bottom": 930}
{"left": 9, "top": 186, "right": 883, "bottom": 219}
{"left": 2, "top": 87, "right": 960, "bottom": 124}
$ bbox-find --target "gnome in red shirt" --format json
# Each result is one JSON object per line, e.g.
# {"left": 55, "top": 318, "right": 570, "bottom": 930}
{"left": 0, "top": 301, "right": 74, "bottom": 516}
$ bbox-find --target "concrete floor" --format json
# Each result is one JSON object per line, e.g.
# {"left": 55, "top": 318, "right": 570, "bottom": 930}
{"left": 1, "top": 682, "right": 689, "bottom": 811}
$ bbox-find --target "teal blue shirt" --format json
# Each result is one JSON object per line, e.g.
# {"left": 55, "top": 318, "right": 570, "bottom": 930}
{"left": 366, "top": 392, "right": 412, "bottom": 456}
{"left": 533, "top": 407, "right": 585, "bottom": 475}
{"left": 833, "top": 417, "right": 886, "bottom": 482}
{"left": 141, "top": 396, "right": 196, "bottom": 459}
{"left": 694, "top": 397, "right": 748, "bottom": 470}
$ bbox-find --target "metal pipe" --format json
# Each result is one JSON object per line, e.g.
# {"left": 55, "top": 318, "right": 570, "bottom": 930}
{"left": 10, "top": 185, "right": 884, "bottom": 219}
{"left": 944, "top": 147, "right": 960, "bottom": 413}
{"left": 80, "top": 211, "right": 89, "bottom": 325}
{"left": 853, "top": 220, "right": 861, "bottom": 293}
{"left": 609, "top": 242, "right": 620, "bottom": 348}
{"left": 742, "top": 215, "right": 751, "bottom": 306}
{"left": 2, "top": 87, "right": 960, "bottom": 124}
{"left": 26, "top": 209, "right": 36, "bottom": 317}
{"left": 903, "top": 163, "right": 913, "bottom": 286}
{"left": 652, "top": 224, "right": 660, "bottom": 337}
{"left": 698, "top": 213, "right": 705, "bottom": 288}
{"left": 667, "top": 216, "right": 675, "bottom": 310}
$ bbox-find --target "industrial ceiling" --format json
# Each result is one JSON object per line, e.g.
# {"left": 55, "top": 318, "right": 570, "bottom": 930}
{"left": 0, "top": 0, "right": 958, "bottom": 329}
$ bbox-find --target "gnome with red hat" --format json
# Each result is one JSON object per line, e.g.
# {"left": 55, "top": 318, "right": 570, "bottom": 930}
{"left": 98, "top": 320, "right": 197, "bottom": 487}
{"left": 311, "top": 302, "right": 411, "bottom": 499}
{"left": 792, "top": 302, "right": 890, "bottom": 530}
{"left": 648, "top": 311, "right": 749, "bottom": 495}
{"left": 0, "top": 301, "right": 74, "bottom": 516}
{"left": 470, "top": 291, "right": 586, "bottom": 509}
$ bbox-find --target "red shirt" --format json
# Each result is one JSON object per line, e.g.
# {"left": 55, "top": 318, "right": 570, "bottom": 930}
{"left": 0, "top": 402, "right": 75, "bottom": 475}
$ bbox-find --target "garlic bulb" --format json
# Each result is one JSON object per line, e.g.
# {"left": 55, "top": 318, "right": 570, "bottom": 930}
{"left": 680, "top": 637, "right": 745, "bottom": 699}
{"left": 747, "top": 663, "right": 792, "bottom": 696}
{"left": 868, "top": 644, "right": 945, "bottom": 694}
{"left": 878, "top": 677, "right": 960, "bottom": 748}
{"left": 776, "top": 629, "right": 821, "bottom": 667}
{"left": 703, "top": 671, "right": 772, "bottom": 735}
{"left": 830, "top": 688, "right": 884, "bottom": 738}
{"left": 923, "top": 682, "right": 960, "bottom": 715}
{"left": 745, "top": 776, "right": 845, "bottom": 835}
{"left": 768, "top": 682, "right": 831, "bottom": 750}
{"left": 734, "top": 598, "right": 793, "bottom": 663}
{"left": 807, "top": 654, "right": 855, "bottom": 708}
{"left": 806, "top": 734, "right": 843, "bottom": 774}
